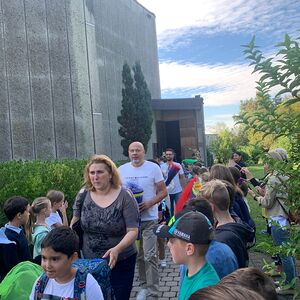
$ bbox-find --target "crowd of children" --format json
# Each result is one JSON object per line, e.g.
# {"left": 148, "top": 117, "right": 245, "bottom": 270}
{"left": 0, "top": 148, "right": 297, "bottom": 299}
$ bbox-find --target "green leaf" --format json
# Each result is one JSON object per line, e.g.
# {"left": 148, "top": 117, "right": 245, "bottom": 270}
{"left": 289, "top": 79, "right": 300, "bottom": 90}
{"left": 275, "top": 89, "right": 291, "bottom": 98}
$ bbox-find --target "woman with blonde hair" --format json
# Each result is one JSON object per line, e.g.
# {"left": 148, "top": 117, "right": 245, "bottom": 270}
{"left": 70, "top": 155, "right": 139, "bottom": 300}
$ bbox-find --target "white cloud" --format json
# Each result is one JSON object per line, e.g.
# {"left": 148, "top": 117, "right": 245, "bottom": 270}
{"left": 205, "top": 114, "right": 236, "bottom": 134}
{"left": 159, "top": 61, "right": 260, "bottom": 106}
{"left": 136, "top": 0, "right": 298, "bottom": 130}
{"left": 138, "top": 0, "right": 300, "bottom": 48}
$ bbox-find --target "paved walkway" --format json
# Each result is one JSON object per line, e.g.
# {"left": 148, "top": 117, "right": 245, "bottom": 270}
{"left": 130, "top": 250, "right": 299, "bottom": 300}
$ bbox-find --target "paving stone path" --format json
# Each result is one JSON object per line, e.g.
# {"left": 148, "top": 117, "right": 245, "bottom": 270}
{"left": 130, "top": 250, "right": 299, "bottom": 300}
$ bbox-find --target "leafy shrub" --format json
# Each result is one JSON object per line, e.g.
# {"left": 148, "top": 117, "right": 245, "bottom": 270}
{"left": 0, "top": 160, "right": 87, "bottom": 225}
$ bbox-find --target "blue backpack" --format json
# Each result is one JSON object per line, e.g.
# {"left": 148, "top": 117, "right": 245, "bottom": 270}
{"left": 34, "top": 258, "right": 114, "bottom": 300}
{"left": 34, "top": 269, "right": 88, "bottom": 300}
{"left": 72, "top": 259, "right": 114, "bottom": 300}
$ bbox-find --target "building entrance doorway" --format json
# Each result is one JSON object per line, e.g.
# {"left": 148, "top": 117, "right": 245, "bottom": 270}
{"left": 156, "top": 120, "right": 182, "bottom": 162}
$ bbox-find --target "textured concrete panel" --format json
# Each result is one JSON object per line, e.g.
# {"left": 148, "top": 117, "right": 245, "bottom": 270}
{"left": 82, "top": 0, "right": 104, "bottom": 155}
{"left": 66, "top": 0, "right": 95, "bottom": 158}
{"left": 46, "top": 0, "right": 76, "bottom": 159}
{"left": 0, "top": 1, "right": 12, "bottom": 161}
{"left": 25, "top": 0, "right": 56, "bottom": 159}
{"left": 0, "top": 0, "right": 161, "bottom": 161}
{"left": 3, "top": 0, "right": 34, "bottom": 159}
{"left": 91, "top": 0, "right": 161, "bottom": 159}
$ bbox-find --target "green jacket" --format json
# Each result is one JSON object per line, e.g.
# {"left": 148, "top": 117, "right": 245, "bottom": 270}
{"left": 32, "top": 225, "right": 50, "bottom": 258}
{"left": 257, "top": 172, "right": 289, "bottom": 219}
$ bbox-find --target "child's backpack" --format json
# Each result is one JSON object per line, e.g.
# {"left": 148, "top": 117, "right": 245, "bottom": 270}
{"left": 73, "top": 258, "right": 115, "bottom": 300}
{"left": 34, "top": 258, "right": 114, "bottom": 300}
{"left": 34, "top": 268, "right": 88, "bottom": 300}
{"left": 0, "top": 261, "right": 43, "bottom": 300}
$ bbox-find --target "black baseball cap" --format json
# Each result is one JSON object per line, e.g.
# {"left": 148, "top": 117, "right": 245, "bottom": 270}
{"left": 153, "top": 211, "right": 213, "bottom": 245}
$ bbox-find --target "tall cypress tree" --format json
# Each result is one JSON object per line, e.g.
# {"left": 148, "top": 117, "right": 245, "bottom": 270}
{"left": 118, "top": 61, "right": 153, "bottom": 156}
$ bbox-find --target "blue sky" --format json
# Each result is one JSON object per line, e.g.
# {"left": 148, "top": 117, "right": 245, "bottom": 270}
{"left": 137, "top": 0, "right": 300, "bottom": 133}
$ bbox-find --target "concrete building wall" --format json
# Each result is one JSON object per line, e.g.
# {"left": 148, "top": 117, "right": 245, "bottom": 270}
{"left": 90, "top": 0, "right": 160, "bottom": 158}
{"left": 0, "top": 0, "right": 160, "bottom": 161}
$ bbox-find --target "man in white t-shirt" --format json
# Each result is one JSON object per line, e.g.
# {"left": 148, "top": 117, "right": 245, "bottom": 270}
{"left": 118, "top": 141, "right": 167, "bottom": 300}
{"left": 161, "top": 148, "right": 186, "bottom": 216}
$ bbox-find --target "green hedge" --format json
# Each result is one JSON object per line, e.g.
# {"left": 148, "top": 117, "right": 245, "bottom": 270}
{"left": 0, "top": 159, "right": 88, "bottom": 225}
{"left": 0, "top": 159, "right": 128, "bottom": 226}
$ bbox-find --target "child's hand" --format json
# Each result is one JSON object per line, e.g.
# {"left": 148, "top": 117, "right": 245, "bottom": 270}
{"left": 256, "top": 186, "right": 265, "bottom": 196}
{"left": 241, "top": 167, "right": 252, "bottom": 179}
{"left": 247, "top": 188, "right": 256, "bottom": 198}
{"left": 59, "top": 201, "right": 68, "bottom": 213}
{"left": 102, "top": 247, "right": 119, "bottom": 269}
{"left": 227, "top": 159, "right": 236, "bottom": 167}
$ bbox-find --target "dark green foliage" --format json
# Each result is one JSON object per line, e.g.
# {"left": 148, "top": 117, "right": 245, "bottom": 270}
{"left": 0, "top": 159, "right": 126, "bottom": 226}
{"left": 0, "top": 160, "right": 86, "bottom": 225}
{"left": 0, "top": 159, "right": 125, "bottom": 225}
{"left": 208, "top": 127, "right": 239, "bottom": 163}
{"left": 237, "top": 34, "right": 300, "bottom": 261}
{"left": 118, "top": 61, "right": 153, "bottom": 156}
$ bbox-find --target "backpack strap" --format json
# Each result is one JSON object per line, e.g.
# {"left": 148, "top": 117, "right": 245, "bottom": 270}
{"left": 34, "top": 272, "right": 50, "bottom": 300}
{"left": 73, "top": 269, "right": 88, "bottom": 300}
{"left": 74, "top": 189, "right": 88, "bottom": 218}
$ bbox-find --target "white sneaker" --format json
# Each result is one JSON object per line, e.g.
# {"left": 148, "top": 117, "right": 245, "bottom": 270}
{"left": 136, "top": 288, "right": 147, "bottom": 300}
{"left": 160, "top": 259, "right": 167, "bottom": 267}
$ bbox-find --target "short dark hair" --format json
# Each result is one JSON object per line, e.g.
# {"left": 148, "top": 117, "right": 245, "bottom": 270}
{"left": 41, "top": 227, "right": 79, "bottom": 257}
{"left": 3, "top": 196, "right": 29, "bottom": 221}
{"left": 165, "top": 148, "right": 175, "bottom": 154}
{"left": 220, "top": 267, "right": 278, "bottom": 300}
{"left": 184, "top": 198, "right": 214, "bottom": 225}
{"left": 233, "top": 151, "right": 242, "bottom": 157}
{"left": 189, "top": 284, "right": 264, "bottom": 300}
{"left": 148, "top": 159, "right": 160, "bottom": 167}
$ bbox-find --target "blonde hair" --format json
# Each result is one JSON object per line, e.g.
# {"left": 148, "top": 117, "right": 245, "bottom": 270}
{"left": 199, "top": 172, "right": 210, "bottom": 183}
{"left": 28, "top": 197, "right": 51, "bottom": 242}
{"left": 200, "top": 179, "right": 230, "bottom": 211}
{"left": 84, "top": 155, "right": 121, "bottom": 190}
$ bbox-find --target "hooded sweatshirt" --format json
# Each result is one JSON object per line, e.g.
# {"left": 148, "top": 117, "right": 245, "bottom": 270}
{"left": 214, "top": 217, "right": 255, "bottom": 268}
{"left": 0, "top": 227, "right": 18, "bottom": 279}
{"left": 32, "top": 225, "right": 50, "bottom": 258}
